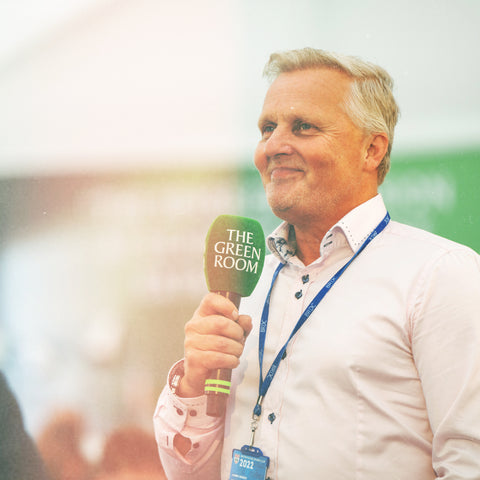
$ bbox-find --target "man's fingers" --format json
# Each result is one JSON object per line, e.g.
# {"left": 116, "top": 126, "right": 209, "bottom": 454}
{"left": 237, "top": 314, "right": 253, "bottom": 337}
{"left": 185, "top": 332, "right": 245, "bottom": 358}
{"left": 180, "top": 293, "right": 253, "bottom": 396}
{"left": 195, "top": 292, "right": 240, "bottom": 321}
{"left": 186, "top": 313, "right": 249, "bottom": 342}
{"left": 185, "top": 349, "right": 241, "bottom": 372}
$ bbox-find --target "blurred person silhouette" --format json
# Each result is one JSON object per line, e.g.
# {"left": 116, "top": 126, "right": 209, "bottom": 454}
{"left": 0, "top": 371, "right": 50, "bottom": 479}
{"left": 36, "top": 409, "right": 92, "bottom": 480}
{"left": 94, "top": 426, "right": 165, "bottom": 480}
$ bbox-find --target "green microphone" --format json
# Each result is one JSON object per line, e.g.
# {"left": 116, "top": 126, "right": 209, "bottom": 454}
{"left": 204, "top": 215, "right": 266, "bottom": 417}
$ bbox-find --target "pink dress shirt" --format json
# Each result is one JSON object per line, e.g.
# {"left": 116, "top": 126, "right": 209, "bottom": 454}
{"left": 154, "top": 195, "right": 480, "bottom": 479}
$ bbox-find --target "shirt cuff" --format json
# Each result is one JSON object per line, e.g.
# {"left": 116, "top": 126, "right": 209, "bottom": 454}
{"left": 154, "top": 359, "right": 224, "bottom": 465}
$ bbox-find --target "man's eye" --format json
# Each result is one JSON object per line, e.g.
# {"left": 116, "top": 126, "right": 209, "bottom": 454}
{"left": 298, "top": 122, "right": 313, "bottom": 131}
{"left": 293, "top": 121, "right": 318, "bottom": 135}
{"left": 261, "top": 124, "right": 275, "bottom": 137}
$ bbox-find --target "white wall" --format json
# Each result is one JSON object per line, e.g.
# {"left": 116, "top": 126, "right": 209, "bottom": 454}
{"left": 1, "top": 0, "right": 479, "bottom": 176}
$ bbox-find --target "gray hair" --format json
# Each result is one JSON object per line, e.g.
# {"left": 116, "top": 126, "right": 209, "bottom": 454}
{"left": 263, "top": 47, "right": 399, "bottom": 185}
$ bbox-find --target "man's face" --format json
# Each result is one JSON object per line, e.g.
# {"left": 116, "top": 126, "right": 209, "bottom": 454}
{"left": 254, "top": 68, "right": 375, "bottom": 228}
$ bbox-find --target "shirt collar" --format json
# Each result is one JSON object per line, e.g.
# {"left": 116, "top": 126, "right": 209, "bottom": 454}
{"left": 267, "top": 194, "right": 388, "bottom": 264}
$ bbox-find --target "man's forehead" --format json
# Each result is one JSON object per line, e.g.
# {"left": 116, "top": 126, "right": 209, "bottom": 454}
{"left": 258, "top": 68, "right": 351, "bottom": 121}
{"left": 267, "top": 67, "right": 352, "bottom": 96}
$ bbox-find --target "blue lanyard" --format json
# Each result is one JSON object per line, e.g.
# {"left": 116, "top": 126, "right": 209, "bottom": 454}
{"left": 253, "top": 212, "right": 391, "bottom": 419}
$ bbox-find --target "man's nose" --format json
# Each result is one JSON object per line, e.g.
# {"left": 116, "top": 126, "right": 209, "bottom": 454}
{"left": 263, "top": 127, "right": 295, "bottom": 158}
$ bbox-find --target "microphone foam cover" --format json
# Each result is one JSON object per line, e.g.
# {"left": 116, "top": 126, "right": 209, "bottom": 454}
{"left": 204, "top": 215, "right": 265, "bottom": 297}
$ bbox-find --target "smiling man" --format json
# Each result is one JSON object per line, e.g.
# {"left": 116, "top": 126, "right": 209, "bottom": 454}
{"left": 254, "top": 66, "right": 388, "bottom": 266}
{"left": 154, "top": 48, "right": 480, "bottom": 479}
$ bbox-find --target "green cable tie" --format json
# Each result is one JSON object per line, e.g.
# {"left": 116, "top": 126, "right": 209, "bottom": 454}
{"left": 205, "top": 379, "right": 232, "bottom": 387}
{"left": 205, "top": 386, "right": 231, "bottom": 394}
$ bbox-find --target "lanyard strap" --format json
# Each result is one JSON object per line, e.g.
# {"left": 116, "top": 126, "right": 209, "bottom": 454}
{"left": 253, "top": 212, "right": 390, "bottom": 418}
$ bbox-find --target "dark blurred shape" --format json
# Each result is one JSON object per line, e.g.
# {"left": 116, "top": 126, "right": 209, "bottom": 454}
{"left": 37, "top": 409, "right": 92, "bottom": 480}
{"left": 0, "top": 371, "right": 50, "bottom": 480}
{"left": 95, "top": 426, "right": 165, "bottom": 480}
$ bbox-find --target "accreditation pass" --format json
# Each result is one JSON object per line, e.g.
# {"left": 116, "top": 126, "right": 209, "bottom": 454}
{"left": 229, "top": 445, "right": 269, "bottom": 480}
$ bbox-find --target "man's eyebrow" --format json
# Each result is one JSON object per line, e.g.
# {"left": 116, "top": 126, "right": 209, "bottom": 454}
{"left": 257, "top": 114, "right": 274, "bottom": 128}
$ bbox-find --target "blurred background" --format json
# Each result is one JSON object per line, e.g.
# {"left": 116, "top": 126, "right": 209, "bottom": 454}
{"left": 1, "top": 0, "right": 479, "bottom": 476}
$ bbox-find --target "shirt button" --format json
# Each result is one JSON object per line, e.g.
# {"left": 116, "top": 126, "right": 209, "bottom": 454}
{"left": 175, "top": 408, "right": 184, "bottom": 416}
{"left": 295, "top": 290, "right": 303, "bottom": 299}
{"left": 302, "top": 274, "right": 310, "bottom": 284}
{"left": 193, "top": 442, "right": 200, "bottom": 449}
{"left": 268, "top": 413, "right": 276, "bottom": 424}
{"left": 190, "top": 410, "right": 197, "bottom": 417}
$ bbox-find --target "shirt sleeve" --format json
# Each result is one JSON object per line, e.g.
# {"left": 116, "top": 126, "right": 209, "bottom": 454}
{"left": 410, "top": 247, "right": 480, "bottom": 479}
{"left": 153, "top": 360, "right": 225, "bottom": 480}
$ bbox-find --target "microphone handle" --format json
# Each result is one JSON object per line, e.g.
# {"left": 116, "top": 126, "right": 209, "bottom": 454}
{"left": 205, "top": 291, "right": 241, "bottom": 417}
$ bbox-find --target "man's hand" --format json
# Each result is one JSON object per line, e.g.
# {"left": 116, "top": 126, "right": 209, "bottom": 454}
{"left": 177, "top": 293, "right": 253, "bottom": 397}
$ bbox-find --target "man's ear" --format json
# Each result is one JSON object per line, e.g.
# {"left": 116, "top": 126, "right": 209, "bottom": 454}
{"left": 364, "top": 133, "right": 389, "bottom": 171}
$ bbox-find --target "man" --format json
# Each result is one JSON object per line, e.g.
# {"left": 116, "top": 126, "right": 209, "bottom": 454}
{"left": 153, "top": 48, "right": 480, "bottom": 479}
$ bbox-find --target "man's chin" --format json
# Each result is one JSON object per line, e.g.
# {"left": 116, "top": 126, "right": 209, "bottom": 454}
{"left": 267, "top": 199, "right": 296, "bottom": 222}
